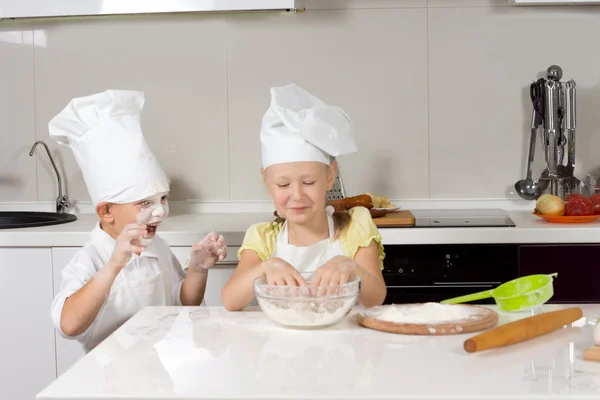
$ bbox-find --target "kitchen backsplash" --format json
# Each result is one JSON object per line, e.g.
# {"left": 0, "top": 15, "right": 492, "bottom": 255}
{"left": 2, "top": 0, "right": 600, "bottom": 204}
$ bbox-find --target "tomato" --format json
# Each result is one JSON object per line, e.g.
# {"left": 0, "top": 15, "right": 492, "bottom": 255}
{"left": 589, "top": 194, "right": 600, "bottom": 215}
{"left": 565, "top": 194, "right": 585, "bottom": 202}
{"left": 565, "top": 197, "right": 594, "bottom": 216}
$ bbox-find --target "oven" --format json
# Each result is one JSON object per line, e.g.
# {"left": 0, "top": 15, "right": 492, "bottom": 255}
{"left": 382, "top": 244, "right": 519, "bottom": 304}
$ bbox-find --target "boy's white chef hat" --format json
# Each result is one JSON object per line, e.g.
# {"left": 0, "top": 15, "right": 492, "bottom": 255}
{"left": 48, "top": 89, "right": 169, "bottom": 206}
{"left": 260, "top": 84, "right": 357, "bottom": 169}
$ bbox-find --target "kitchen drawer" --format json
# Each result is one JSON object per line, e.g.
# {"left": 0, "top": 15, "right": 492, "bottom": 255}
{"left": 1, "top": 248, "right": 56, "bottom": 399}
{"left": 519, "top": 244, "right": 600, "bottom": 303}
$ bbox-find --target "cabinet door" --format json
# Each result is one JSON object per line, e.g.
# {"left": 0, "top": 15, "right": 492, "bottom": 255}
{"left": 51, "top": 248, "right": 87, "bottom": 377}
{"left": 170, "top": 246, "right": 240, "bottom": 306}
{"left": 519, "top": 244, "right": 600, "bottom": 302}
{"left": 0, "top": 248, "right": 55, "bottom": 400}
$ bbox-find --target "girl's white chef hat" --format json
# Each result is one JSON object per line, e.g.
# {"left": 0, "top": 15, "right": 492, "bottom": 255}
{"left": 260, "top": 84, "right": 357, "bottom": 169}
{"left": 48, "top": 89, "right": 169, "bottom": 206}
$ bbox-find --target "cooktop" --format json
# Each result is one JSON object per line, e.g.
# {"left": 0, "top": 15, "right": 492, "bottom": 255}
{"left": 411, "top": 209, "right": 516, "bottom": 228}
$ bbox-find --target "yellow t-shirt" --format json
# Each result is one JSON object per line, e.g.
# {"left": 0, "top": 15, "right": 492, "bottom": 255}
{"left": 238, "top": 206, "right": 385, "bottom": 270}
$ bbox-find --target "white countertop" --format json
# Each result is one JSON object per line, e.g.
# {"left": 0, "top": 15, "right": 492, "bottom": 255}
{"left": 1, "top": 207, "right": 600, "bottom": 247}
{"left": 37, "top": 304, "right": 600, "bottom": 400}
{"left": 0, "top": 212, "right": 269, "bottom": 247}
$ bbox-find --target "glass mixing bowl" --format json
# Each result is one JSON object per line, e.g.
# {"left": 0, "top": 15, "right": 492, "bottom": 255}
{"left": 253, "top": 275, "right": 360, "bottom": 328}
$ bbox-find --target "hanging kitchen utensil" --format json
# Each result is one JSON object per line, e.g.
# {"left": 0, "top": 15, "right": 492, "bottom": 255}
{"left": 564, "top": 80, "right": 581, "bottom": 193}
{"left": 464, "top": 307, "right": 583, "bottom": 353}
{"left": 515, "top": 109, "right": 543, "bottom": 200}
{"left": 531, "top": 78, "right": 550, "bottom": 191}
{"left": 543, "top": 66, "right": 563, "bottom": 189}
{"left": 440, "top": 273, "right": 558, "bottom": 312}
{"left": 564, "top": 80, "right": 576, "bottom": 177}
{"left": 545, "top": 80, "right": 560, "bottom": 195}
{"left": 556, "top": 85, "right": 566, "bottom": 178}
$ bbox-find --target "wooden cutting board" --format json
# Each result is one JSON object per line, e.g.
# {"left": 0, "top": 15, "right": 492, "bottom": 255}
{"left": 584, "top": 345, "right": 600, "bottom": 362}
{"left": 373, "top": 211, "right": 415, "bottom": 227}
{"left": 357, "top": 304, "right": 499, "bottom": 336}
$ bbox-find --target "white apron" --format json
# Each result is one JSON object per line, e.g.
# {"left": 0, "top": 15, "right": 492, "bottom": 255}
{"left": 84, "top": 256, "right": 170, "bottom": 352}
{"left": 273, "top": 212, "right": 345, "bottom": 280}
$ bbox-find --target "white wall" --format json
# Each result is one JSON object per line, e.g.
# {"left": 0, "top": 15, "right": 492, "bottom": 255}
{"left": 1, "top": 0, "right": 599, "bottom": 203}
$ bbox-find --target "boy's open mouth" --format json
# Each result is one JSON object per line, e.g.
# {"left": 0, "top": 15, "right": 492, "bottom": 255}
{"left": 145, "top": 223, "right": 159, "bottom": 236}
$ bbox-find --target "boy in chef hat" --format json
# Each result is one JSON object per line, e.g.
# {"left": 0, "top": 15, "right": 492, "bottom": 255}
{"left": 49, "top": 89, "right": 227, "bottom": 352}
{"left": 222, "top": 84, "right": 387, "bottom": 311}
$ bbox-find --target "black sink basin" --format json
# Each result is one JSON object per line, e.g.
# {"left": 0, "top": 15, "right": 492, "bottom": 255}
{"left": 0, "top": 211, "right": 77, "bottom": 229}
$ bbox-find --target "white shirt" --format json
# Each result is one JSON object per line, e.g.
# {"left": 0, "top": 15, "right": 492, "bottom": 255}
{"left": 51, "top": 223, "right": 186, "bottom": 349}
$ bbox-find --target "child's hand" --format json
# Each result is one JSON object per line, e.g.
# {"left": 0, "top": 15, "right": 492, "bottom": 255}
{"left": 312, "top": 255, "right": 367, "bottom": 287}
{"left": 108, "top": 223, "right": 148, "bottom": 270}
{"left": 188, "top": 232, "right": 227, "bottom": 274}
{"left": 262, "top": 258, "right": 305, "bottom": 286}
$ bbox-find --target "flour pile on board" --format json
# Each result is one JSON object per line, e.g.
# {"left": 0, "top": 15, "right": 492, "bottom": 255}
{"left": 378, "top": 303, "right": 477, "bottom": 324}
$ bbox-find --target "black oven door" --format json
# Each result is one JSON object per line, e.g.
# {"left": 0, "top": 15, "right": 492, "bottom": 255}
{"left": 381, "top": 244, "right": 519, "bottom": 305}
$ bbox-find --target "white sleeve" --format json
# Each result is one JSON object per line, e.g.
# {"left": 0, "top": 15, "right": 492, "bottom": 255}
{"left": 51, "top": 249, "right": 101, "bottom": 339}
{"left": 168, "top": 251, "right": 186, "bottom": 306}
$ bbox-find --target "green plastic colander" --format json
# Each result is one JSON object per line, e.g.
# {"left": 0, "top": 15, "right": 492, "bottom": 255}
{"left": 440, "top": 273, "right": 558, "bottom": 312}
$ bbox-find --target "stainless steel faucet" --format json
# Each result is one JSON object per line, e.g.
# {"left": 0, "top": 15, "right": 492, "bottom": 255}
{"left": 29, "top": 141, "right": 70, "bottom": 213}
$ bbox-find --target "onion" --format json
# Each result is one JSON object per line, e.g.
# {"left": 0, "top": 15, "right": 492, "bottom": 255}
{"left": 535, "top": 194, "right": 565, "bottom": 216}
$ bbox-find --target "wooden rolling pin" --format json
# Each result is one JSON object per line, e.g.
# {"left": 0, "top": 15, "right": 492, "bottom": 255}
{"left": 464, "top": 307, "right": 583, "bottom": 353}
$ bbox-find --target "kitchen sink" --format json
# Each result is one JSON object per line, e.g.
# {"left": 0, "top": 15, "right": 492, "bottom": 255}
{"left": 0, "top": 211, "right": 77, "bottom": 229}
{"left": 3, "top": 141, "right": 78, "bottom": 229}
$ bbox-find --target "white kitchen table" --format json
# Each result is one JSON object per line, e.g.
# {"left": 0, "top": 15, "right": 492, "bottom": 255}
{"left": 37, "top": 304, "right": 600, "bottom": 400}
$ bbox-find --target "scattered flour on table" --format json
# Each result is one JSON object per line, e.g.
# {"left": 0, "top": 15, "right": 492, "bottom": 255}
{"left": 377, "top": 303, "right": 477, "bottom": 324}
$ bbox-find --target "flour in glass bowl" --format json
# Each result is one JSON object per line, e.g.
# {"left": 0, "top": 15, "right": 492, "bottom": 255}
{"left": 257, "top": 297, "right": 356, "bottom": 328}
{"left": 376, "top": 303, "right": 478, "bottom": 324}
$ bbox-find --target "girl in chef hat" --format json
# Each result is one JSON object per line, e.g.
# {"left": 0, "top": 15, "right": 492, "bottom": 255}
{"left": 49, "top": 90, "right": 227, "bottom": 352}
{"left": 222, "top": 84, "right": 386, "bottom": 311}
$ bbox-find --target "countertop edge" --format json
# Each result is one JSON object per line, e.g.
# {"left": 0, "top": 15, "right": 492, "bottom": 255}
{"left": 2, "top": 208, "right": 600, "bottom": 247}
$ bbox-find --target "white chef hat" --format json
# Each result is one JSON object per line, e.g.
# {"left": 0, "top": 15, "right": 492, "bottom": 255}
{"left": 260, "top": 84, "right": 357, "bottom": 169}
{"left": 48, "top": 89, "right": 169, "bottom": 206}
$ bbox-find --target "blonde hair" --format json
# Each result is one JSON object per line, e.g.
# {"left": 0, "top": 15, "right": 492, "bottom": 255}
{"left": 273, "top": 206, "right": 351, "bottom": 241}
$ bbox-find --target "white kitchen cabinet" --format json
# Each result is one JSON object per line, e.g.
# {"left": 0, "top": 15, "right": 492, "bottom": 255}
{"left": 0, "top": 248, "right": 55, "bottom": 400}
{"left": 51, "top": 248, "right": 86, "bottom": 377}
